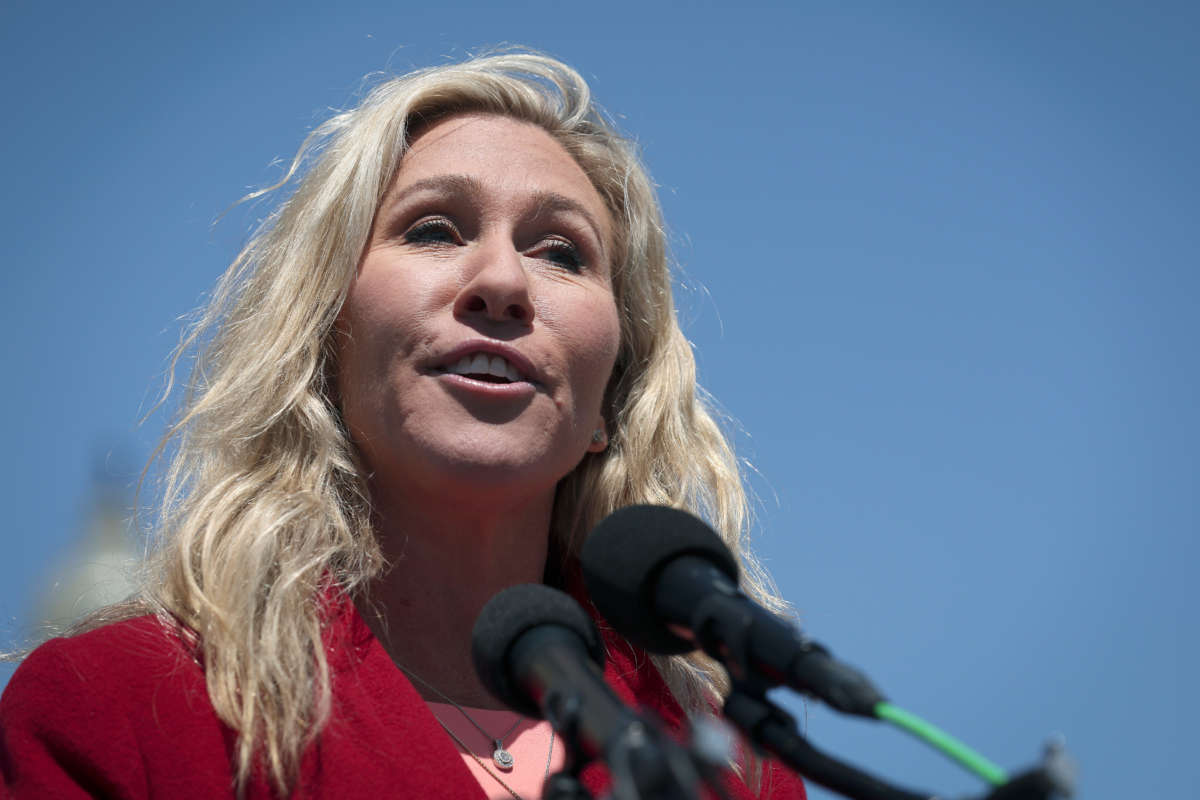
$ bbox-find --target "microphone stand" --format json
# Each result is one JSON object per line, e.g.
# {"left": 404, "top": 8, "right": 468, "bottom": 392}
{"left": 540, "top": 687, "right": 594, "bottom": 800}
{"left": 544, "top": 770, "right": 592, "bottom": 800}
{"left": 537, "top": 679, "right": 704, "bottom": 800}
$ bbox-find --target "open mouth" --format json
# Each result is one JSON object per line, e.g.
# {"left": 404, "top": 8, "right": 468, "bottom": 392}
{"left": 438, "top": 352, "right": 526, "bottom": 385}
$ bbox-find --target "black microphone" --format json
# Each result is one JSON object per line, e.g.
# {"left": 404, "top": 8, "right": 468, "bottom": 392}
{"left": 471, "top": 583, "right": 606, "bottom": 719}
{"left": 581, "top": 505, "right": 885, "bottom": 718}
{"left": 471, "top": 583, "right": 702, "bottom": 799}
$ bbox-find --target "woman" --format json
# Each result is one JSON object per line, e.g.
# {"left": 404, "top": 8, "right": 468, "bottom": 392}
{"left": 0, "top": 52, "right": 805, "bottom": 799}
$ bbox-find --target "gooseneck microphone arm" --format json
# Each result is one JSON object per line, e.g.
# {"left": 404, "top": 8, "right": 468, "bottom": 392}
{"left": 724, "top": 683, "right": 1072, "bottom": 800}
{"left": 723, "top": 682, "right": 932, "bottom": 800}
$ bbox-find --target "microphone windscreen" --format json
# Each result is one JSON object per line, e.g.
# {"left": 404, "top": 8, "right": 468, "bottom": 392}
{"left": 581, "top": 505, "right": 740, "bottom": 655}
{"left": 471, "top": 583, "right": 603, "bottom": 716}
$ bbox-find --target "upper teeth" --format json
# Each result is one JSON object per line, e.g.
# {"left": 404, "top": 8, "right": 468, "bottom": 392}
{"left": 447, "top": 353, "right": 523, "bottom": 382}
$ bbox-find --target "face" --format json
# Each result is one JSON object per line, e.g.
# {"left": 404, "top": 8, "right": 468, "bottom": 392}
{"left": 335, "top": 114, "right": 620, "bottom": 508}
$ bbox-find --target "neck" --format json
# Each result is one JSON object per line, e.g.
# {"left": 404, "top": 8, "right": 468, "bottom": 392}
{"left": 357, "top": 479, "right": 555, "bottom": 708}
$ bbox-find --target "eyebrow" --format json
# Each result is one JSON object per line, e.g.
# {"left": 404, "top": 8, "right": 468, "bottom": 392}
{"left": 387, "top": 174, "right": 483, "bottom": 205}
{"left": 385, "top": 173, "right": 609, "bottom": 259}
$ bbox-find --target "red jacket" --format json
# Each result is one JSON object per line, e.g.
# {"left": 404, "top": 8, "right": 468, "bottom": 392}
{"left": 0, "top": 594, "right": 806, "bottom": 799}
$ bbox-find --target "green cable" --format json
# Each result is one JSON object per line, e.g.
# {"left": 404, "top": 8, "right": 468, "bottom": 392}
{"left": 874, "top": 701, "right": 1009, "bottom": 786}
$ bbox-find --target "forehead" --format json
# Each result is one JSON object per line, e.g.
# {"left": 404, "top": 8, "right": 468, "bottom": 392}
{"left": 385, "top": 114, "right": 613, "bottom": 240}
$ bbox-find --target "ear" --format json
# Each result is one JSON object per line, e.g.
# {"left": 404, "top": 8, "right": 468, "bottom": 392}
{"left": 587, "top": 420, "right": 609, "bottom": 453}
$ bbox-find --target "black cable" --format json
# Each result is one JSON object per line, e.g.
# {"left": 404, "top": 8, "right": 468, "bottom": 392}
{"left": 723, "top": 688, "right": 933, "bottom": 800}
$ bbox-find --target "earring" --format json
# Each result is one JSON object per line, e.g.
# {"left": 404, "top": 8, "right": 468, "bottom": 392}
{"left": 591, "top": 429, "right": 606, "bottom": 444}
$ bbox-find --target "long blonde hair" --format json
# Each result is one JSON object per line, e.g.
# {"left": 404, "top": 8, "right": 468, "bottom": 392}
{"left": 140, "top": 50, "right": 789, "bottom": 795}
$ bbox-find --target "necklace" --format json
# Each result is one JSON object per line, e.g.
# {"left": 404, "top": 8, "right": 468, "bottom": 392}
{"left": 402, "top": 666, "right": 523, "bottom": 769}
{"left": 435, "top": 717, "right": 555, "bottom": 800}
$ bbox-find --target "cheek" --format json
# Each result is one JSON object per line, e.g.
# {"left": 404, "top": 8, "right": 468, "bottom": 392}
{"left": 334, "top": 294, "right": 376, "bottom": 397}
{"left": 571, "top": 299, "right": 622, "bottom": 404}
{"left": 334, "top": 284, "right": 411, "bottom": 416}
{"left": 339, "top": 269, "right": 436, "bottom": 363}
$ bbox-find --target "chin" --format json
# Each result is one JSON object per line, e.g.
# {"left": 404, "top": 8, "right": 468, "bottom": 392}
{"left": 451, "top": 450, "right": 570, "bottom": 489}
{"left": 414, "top": 440, "right": 582, "bottom": 499}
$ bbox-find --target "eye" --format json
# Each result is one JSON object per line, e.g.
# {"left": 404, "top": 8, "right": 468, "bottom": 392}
{"left": 404, "top": 217, "right": 461, "bottom": 245}
{"left": 533, "top": 237, "right": 584, "bottom": 273}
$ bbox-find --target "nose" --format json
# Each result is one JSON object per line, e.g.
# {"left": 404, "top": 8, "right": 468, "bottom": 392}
{"left": 454, "top": 237, "right": 534, "bottom": 325}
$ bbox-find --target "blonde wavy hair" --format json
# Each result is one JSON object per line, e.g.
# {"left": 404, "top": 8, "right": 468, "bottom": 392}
{"left": 132, "top": 51, "right": 789, "bottom": 795}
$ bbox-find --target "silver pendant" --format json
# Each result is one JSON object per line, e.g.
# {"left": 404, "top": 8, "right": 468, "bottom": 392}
{"left": 493, "top": 742, "right": 515, "bottom": 770}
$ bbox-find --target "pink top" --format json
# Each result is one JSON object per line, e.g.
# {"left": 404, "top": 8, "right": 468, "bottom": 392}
{"left": 426, "top": 702, "right": 565, "bottom": 799}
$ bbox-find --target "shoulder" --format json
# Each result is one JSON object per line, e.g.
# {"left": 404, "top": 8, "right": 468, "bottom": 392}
{"left": 2, "top": 614, "right": 209, "bottom": 729}
{"left": 12, "top": 614, "right": 194, "bottom": 682}
{"left": 1, "top": 616, "right": 235, "bottom": 799}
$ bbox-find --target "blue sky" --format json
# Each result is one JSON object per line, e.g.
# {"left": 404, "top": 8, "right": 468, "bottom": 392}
{"left": 2, "top": 2, "right": 1196, "bottom": 798}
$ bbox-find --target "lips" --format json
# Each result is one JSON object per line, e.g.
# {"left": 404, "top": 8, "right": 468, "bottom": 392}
{"left": 429, "top": 341, "right": 539, "bottom": 387}
{"left": 443, "top": 352, "right": 523, "bottom": 383}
